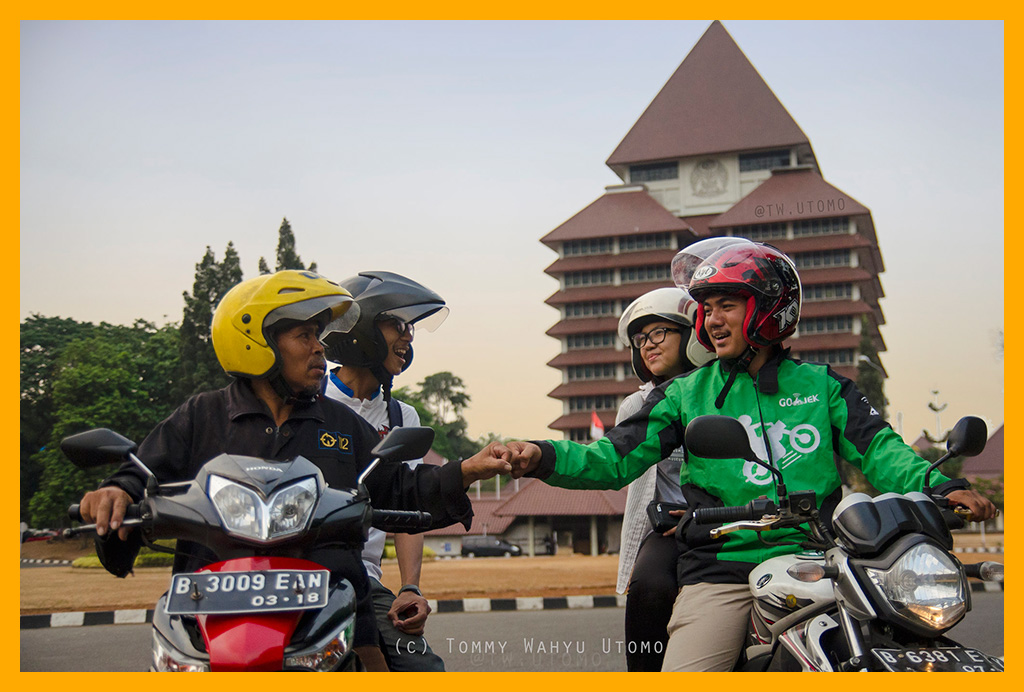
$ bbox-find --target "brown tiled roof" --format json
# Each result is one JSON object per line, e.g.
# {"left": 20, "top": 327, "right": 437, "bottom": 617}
{"left": 799, "top": 301, "right": 876, "bottom": 319}
{"left": 541, "top": 188, "right": 693, "bottom": 244}
{"left": 548, "top": 411, "right": 617, "bottom": 431}
{"left": 606, "top": 21, "right": 811, "bottom": 167}
{"left": 548, "top": 380, "right": 642, "bottom": 398}
{"left": 423, "top": 498, "right": 517, "bottom": 536}
{"left": 911, "top": 436, "right": 935, "bottom": 453}
{"left": 545, "top": 283, "right": 671, "bottom": 306}
{"left": 680, "top": 214, "right": 718, "bottom": 238}
{"left": 547, "top": 350, "right": 630, "bottom": 368}
{"left": 961, "top": 425, "right": 1004, "bottom": 478}
{"left": 545, "top": 317, "right": 620, "bottom": 336}
{"left": 710, "top": 168, "right": 871, "bottom": 228}
{"left": 798, "top": 266, "right": 876, "bottom": 285}
{"left": 494, "top": 478, "right": 627, "bottom": 517}
{"left": 788, "top": 333, "right": 861, "bottom": 353}
{"left": 544, "top": 248, "right": 678, "bottom": 275}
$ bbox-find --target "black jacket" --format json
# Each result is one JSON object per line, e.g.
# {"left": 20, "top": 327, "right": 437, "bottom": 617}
{"left": 97, "top": 378, "right": 473, "bottom": 646}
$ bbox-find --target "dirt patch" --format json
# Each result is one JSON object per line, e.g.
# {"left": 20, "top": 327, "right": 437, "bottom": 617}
{"left": 21, "top": 535, "right": 1001, "bottom": 615}
{"left": 21, "top": 540, "right": 619, "bottom": 614}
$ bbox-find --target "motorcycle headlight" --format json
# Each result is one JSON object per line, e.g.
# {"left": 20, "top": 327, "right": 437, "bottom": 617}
{"left": 152, "top": 628, "right": 210, "bottom": 672}
{"left": 864, "top": 542, "right": 967, "bottom": 631}
{"left": 209, "top": 476, "right": 318, "bottom": 542}
{"left": 284, "top": 614, "right": 355, "bottom": 671}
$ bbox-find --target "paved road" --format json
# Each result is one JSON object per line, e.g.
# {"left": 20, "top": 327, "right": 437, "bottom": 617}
{"left": 21, "top": 592, "right": 1003, "bottom": 672}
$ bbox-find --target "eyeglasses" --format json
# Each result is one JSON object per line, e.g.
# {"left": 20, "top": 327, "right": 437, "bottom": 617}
{"left": 378, "top": 316, "right": 415, "bottom": 338}
{"left": 631, "top": 327, "right": 682, "bottom": 349}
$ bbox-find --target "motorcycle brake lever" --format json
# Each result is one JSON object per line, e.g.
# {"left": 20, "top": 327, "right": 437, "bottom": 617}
{"left": 709, "top": 516, "right": 780, "bottom": 539}
{"left": 62, "top": 517, "right": 146, "bottom": 538}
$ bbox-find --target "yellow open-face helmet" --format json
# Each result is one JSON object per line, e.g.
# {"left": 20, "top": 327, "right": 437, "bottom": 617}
{"left": 211, "top": 270, "right": 359, "bottom": 379}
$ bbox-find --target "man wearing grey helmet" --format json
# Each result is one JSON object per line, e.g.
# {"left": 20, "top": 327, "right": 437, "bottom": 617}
{"left": 321, "top": 271, "right": 449, "bottom": 671}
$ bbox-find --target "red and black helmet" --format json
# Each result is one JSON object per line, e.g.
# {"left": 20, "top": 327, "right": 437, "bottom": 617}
{"left": 675, "top": 238, "right": 802, "bottom": 350}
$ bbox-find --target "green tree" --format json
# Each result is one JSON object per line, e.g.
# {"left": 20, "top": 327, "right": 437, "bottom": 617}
{"left": 970, "top": 475, "right": 1004, "bottom": 509}
{"left": 259, "top": 217, "right": 318, "bottom": 273}
{"left": 174, "top": 243, "right": 243, "bottom": 399}
{"left": 20, "top": 316, "right": 98, "bottom": 521}
{"left": 419, "top": 372, "right": 470, "bottom": 425}
{"left": 27, "top": 322, "right": 181, "bottom": 527}
{"left": 395, "top": 373, "right": 507, "bottom": 462}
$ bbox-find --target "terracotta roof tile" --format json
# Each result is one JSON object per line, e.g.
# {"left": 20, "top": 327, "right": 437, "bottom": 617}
{"left": 961, "top": 425, "right": 1004, "bottom": 478}
{"left": 541, "top": 188, "right": 693, "bottom": 244}
{"left": 494, "top": 478, "right": 627, "bottom": 517}
{"left": 607, "top": 21, "right": 810, "bottom": 167}
{"left": 710, "top": 168, "right": 870, "bottom": 228}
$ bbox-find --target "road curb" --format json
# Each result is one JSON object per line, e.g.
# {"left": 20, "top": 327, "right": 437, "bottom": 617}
{"left": 22, "top": 595, "right": 629, "bottom": 629}
{"left": 21, "top": 558, "right": 73, "bottom": 566}
{"left": 22, "top": 582, "right": 1005, "bottom": 630}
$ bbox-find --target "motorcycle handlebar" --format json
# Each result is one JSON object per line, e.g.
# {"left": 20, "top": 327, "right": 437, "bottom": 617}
{"left": 371, "top": 509, "right": 433, "bottom": 533}
{"left": 694, "top": 499, "right": 777, "bottom": 525}
{"left": 65, "top": 503, "right": 143, "bottom": 535}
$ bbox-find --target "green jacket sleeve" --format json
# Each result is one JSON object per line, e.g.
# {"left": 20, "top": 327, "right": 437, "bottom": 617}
{"left": 827, "top": 369, "right": 953, "bottom": 493}
{"left": 531, "top": 383, "right": 686, "bottom": 490}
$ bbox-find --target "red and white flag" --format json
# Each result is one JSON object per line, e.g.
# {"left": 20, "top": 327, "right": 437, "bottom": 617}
{"left": 590, "top": 411, "right": 605, "bottom": 440}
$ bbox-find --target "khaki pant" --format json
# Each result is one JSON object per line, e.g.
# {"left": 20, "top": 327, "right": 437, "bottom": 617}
{"left": 661, "top": 582, "right": 752, "bottom": 672}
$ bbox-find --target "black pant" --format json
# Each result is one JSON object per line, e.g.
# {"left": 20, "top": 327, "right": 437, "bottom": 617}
{"left": 624, "top": 531, "right": 680, "bottom": 671}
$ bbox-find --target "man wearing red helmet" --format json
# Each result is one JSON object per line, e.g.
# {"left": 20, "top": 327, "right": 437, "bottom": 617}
{"left": 504, "top": 239, "right": 995, "bottom": 671}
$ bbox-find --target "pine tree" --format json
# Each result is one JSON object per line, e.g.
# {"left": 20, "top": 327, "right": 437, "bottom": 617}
{"left": 174, "top": 243, "right": 243, "bottom": 399}
{"left": 275, "top": 217, "right": 309, "bottom": 271}
{"left": 258, "top": 257, "right": 272, "bottom": 275}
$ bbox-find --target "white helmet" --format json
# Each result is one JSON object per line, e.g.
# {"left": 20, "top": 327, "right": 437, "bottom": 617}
{"left": 617, "top": 287, "right": 715, "bottom": 383}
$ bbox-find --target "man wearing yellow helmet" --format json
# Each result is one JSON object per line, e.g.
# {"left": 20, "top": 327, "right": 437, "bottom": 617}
{"left": 77, "top": 270, "right": 512, "bottom": 671}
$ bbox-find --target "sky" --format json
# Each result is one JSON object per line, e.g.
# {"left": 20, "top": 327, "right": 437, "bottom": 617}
{"left": 20, "top": 20, "right": 1004, "bottom": 446}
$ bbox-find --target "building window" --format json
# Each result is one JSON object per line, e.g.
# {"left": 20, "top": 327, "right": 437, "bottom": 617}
{"left": 564, "top": 238, "right": 614, "bottom": 257}
{"left": 798, "top": 316, "right": 854, "bottom": 334}
{"left": 738, "top": 149, "right": 791, "bottom": 172}
{"left": 792, "top": 217, "right": 849, "bottom": 237}
{"left": 567, "top": 363, "right": 617, "bottom": 381}
{"left": 565, "top": 301, "right": 618, "bottom": 319}
{"left": 565, "top": 269, "right": 614, "bottom": 288}
{"left": 621, "top": 265, "right": 671, "bottom": 284}
{"left": 629, "top": 161, "right": 679, "bottom": 182}
{"left": 803, "top": 283, "right": 854, "bottom": 302}
{"left": 568, "top": 428, "right": 593, "bottom": 442}
{"left": 567, "top": 332, "right": 617, "bottom": 350}
{"left": 796, "top": 349, "right": 854, "bottom": 365}
{"left": 569, "top": 395, "right": 619, "bottom": 412}
{"left": 619, "top": 233, "right": 674, "bottom": 253}
{"left": 730, "top": 223, "right": 787, "bottom": 241}
{"left": 791, "top": 250, "right": 852, "bottom": 270}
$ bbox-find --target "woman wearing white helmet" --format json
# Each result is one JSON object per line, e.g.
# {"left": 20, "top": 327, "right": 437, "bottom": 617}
{"left": 614, "top": 286, "right": 714, "bottom": 671}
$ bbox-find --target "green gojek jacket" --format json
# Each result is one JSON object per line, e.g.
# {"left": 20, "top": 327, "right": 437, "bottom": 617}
{"left": 530, "top": 351, "right": 960, "bottom": 585}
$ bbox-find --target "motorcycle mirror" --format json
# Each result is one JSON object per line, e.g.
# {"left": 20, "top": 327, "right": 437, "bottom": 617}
{"left": 946, "top": 416, "right": 988, "bottom": 458}
{"left": 60, "top": 428, "right": 138, "bottom": 469}
{"left": 684, "top": 415, "right": 760, "bottom": 462}
{"left": 360, "top": 427, "right": 435, "bottom": 487}
{"left": 371, "top": 426, "right": 435, "bottom": 463}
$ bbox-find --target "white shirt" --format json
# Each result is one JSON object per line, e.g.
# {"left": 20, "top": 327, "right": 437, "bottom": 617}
{"left": 323, "top": 370, "right": 422, "bottom": 582}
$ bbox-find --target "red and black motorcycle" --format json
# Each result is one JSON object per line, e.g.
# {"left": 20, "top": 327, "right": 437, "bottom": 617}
{"left": 63, "top": 426, "right": 434, "bottom": 671}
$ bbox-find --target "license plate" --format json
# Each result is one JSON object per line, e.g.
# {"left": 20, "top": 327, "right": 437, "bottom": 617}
{"left": 164, "top": 569, "right": 330, "bottom": 615}
{"left": 872, "top": 647, "right": 1003, "bottom": 672}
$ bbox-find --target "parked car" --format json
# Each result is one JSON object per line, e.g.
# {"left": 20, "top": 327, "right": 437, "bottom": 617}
{"left": 22, "top": 528, "right": 58, "bottom": 543}
{"left": 461, "top": 536, "right": 522, "bottom": 558}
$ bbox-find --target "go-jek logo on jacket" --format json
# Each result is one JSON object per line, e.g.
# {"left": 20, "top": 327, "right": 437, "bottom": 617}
{"left": 736, "top": 415, "right": 821, "bottom": 486}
